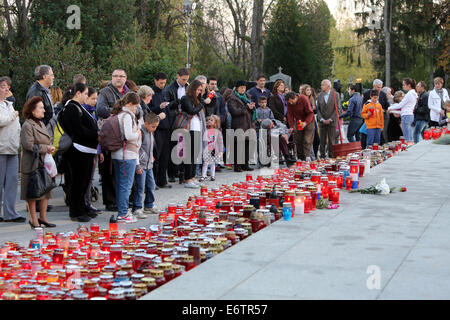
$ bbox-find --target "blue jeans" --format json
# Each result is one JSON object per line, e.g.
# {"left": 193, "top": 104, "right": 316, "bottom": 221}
{"left": 347, "top": 118, "right": 364, "bottom": 142}
{"left": 366, "top": 128, "right": 381, "bottom": 146}
{"left": 113, "top": 159, "right": 136, "bottom": 217}
{"left": 132, "top": 168, "right": 156, "bottom": 211}
{"left": 413, "top": 120, "right": 429, "bottom": 144}
{"left": 401, "top": 115, "right": 414, "bottom": 142}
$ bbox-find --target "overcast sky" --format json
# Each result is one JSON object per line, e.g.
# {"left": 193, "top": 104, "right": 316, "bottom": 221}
{"left": 325, "top": 0, "right": 339, "bottom": 16}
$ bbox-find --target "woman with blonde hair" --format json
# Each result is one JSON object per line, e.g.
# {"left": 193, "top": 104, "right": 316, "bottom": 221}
{"left": 50, "top": 86, "right": 63, "bottom": 114}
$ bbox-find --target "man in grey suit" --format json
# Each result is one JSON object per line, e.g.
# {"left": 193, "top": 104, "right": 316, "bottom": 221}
{"left": 317, "top": 79, "right": 341, "bottom": 159}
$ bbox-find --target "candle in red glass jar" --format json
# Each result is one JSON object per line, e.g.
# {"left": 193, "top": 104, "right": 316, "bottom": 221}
{"left": 424, "top": 129, "right": 431, "bottom": 140}
{"left": 359, "top": 163, "right": 365, "bottom": 177}
{"left": 320, "top": 177, "right": 329, "bottom": 199}
{"left": 346, "top": 176, "right": 353, "bottom": 191}
{"left": 109, "top": 245, "right": 122, "bottom": 263}
{"left": 304, "top": 191, "right": 311, "bottom": 214}
{"left": 308, "top": 187, "right": 317, "bottom": 211}
{"left": 90, "top": 223, "right": 100, "bottom": 233}
{"left": 311, "top": 172, "right": 321, "bottom": 184}
{"left": 332, "top": 188, "right": 340, "bottom": 204}
{"left": 52, "top": 249, "right": 64, "bottom": 265}
{"left": 258, "top": 192, "right": 267, "bottom": 207}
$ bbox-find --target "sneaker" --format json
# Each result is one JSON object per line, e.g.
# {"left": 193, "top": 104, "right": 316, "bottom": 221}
{"left": 117, "top": 212, "right": 138, "bottom": 224}
{"left": 144, "top": 207, "right": 159, "bottom": 214}
{"left": 184, "top": 181, "right": 199, "bottom": 189}
{"left": 198, "top": 177, "right": 206, "bottom": 182}
{"left": 132, "top": 209, "right": 148, "bottom": 220}
{"left": 210, "top": 177, "right": 216, "bottom": 182}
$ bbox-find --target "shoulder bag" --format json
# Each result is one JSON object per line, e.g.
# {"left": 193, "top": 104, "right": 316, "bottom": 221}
{"left": 26, "top": 144, "right": 57, "bottom": 199}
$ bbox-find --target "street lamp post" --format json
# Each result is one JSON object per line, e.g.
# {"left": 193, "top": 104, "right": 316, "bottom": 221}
{"left": 184, "top": 0, "right": 196, "bottom": 69}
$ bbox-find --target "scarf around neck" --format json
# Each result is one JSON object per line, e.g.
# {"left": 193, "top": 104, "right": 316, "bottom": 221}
{"left": 234, "top": 90, "right": 250, "bottom": 105}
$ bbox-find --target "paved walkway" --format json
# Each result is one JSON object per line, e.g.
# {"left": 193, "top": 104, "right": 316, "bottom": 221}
{"left": 141, "top": 141, "right": 450, "bottom": 300}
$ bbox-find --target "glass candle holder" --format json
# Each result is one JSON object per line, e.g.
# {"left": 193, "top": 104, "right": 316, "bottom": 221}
{"left": 332, "top": 188, "right": 340, "bottom": 204}
{"left": 282, "top": 203, "right": 292, "bottom": 221}
{"left": 346, "top": 176, "right": 353, "bottom": 191}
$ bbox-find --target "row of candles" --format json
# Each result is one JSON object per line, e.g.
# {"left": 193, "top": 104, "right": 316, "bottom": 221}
{"left": 423, "top": 126, "right": 449, "bottom": 140}
{"left": 0, "top": 142, "right": 409, "bottom": 300}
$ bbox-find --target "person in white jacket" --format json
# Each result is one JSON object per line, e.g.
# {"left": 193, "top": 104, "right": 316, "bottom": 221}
{"left": 388, "top": 78, "right": 417, "bottom": 143}
{"left": 0, "top": 76, "right": 25, "bottom": 223}
{"left": 428, "top": 77, "right": 449, "bottom": 127}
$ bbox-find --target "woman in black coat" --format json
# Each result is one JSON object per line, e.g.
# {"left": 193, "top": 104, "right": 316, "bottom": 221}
{"left": 59, "top": 83, "right": 99, "bottom": 222}
{"left": 179, "top": 79, "right": 209, "bottom": 189}
{"left": 227, "top": 80, "right": 256, "bottom": 172}
{"left": 269, "top": 80, "right": 287, "bottom": 124}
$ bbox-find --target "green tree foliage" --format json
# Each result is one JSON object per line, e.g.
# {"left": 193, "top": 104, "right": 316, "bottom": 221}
{"left": 354, "top": 0, "right": 448, "bottom": 89}
{"left": 0, "top": 28, "right": 103, "bottom": 110}
{"left": 331, "top": 6, "right": 377, "bottom": 85}
{"left": 299, "top": 0, "right": 334, "bottom": 87}
{"left": 264, "top": 0, "right": 334, "bottom": 90}
{"left": 264, "top": 0, "right": 314, "bottom": 90}
{"left": 29, "top": 0, "right": 137, "bottom": 66}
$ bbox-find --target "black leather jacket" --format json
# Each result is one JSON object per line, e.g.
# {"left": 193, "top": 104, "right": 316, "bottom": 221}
{"left": 163, "top": 81, "right": 189, "bottom": 127}
{"left": 26, "top": 82, "right": 54, "bottom": 125}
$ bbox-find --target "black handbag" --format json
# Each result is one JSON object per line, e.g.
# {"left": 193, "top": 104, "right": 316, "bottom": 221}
{"left": 26, "top": 145, "right": 57, "bottom": 199}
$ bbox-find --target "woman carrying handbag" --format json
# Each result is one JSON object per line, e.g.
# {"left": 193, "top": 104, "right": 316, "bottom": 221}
{"left": 20, "top": 97, "right": 56, "bottom": 229}
{"left": 179, "top": 79, "right": 209, "bottom": 189}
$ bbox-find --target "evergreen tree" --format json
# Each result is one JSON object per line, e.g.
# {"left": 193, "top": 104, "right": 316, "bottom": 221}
{"left": 264, "top": 0, "right": 314, "bottom": 90}
{"left": 264, "top": 0, "right": 334, "bottom": 90}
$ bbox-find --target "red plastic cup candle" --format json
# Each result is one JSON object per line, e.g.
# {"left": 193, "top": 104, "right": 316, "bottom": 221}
{"left": 424, "top": 130, "right": 431, "bottom": 140}
{"left": 200, "top": 185, "right": 208, "bottom": 196}
{"left": 246, "top": 174, "right": 253, "bottom": 182}
{"left": 90, "top": 223, "right": 100, "bottom": 233}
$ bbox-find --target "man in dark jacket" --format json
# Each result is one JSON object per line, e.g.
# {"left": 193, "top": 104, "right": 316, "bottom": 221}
{"left": 96, "top": 69, "right": 130, "bottom": 212}
{"left": 26, "top": 65, "right": 55, "bottom": 125}
{"left": 247, "top": 75, "right": 271, "bottom": 109}
{"left": 96, "top": 69, "right": 130, "bottom": 119}
{"left": 149, "top": 72, "right": 172, "bottom": 189}
{"left": 340, "top": 85, "right": 364, "bottom": 142}
{"left": 413, "top": 81, "right": 430, "bottom": 143}
{"left": 163, "top": 68, "right": 190, "bottom": 183}
{"left": 206, "top": 77, "right": 227, "bottom": 125}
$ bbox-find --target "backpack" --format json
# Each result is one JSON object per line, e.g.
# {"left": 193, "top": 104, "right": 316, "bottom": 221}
{"left": 99, "top": 113, "right": 126, "bottom": 152}
{"left": 47, "top": 104, "right": 83, "bottom": 155}
{"left": 46, "top": 103, "right": 83, "bottom": 173}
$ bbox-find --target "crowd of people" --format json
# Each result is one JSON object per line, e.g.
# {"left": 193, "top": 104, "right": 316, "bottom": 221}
{"left": 0, "top": 65, "right": 449, "bottom": 228}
